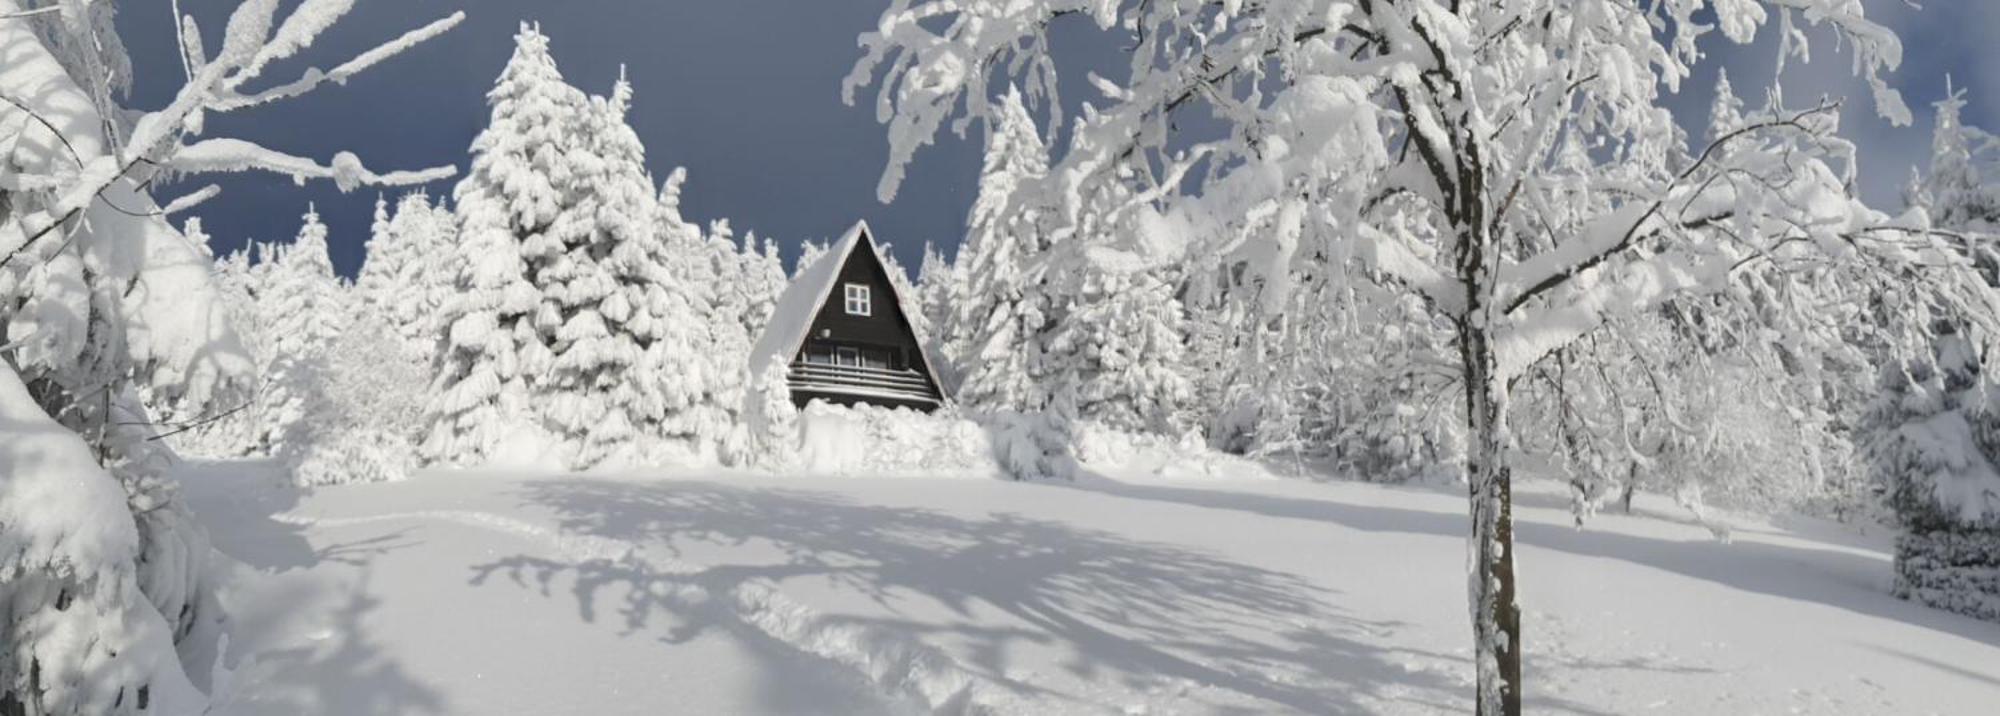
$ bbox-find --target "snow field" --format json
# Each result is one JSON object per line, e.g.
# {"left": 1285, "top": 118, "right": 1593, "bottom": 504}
{"left": 180, "top": 461, "right": 2000, "bottom": 715}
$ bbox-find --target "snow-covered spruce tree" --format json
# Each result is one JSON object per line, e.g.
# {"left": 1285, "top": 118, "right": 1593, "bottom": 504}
{"left": 693, "top": 218, "right": 753, "bottom": 463}
{"left": 847, "top": 2, "right": 1938, "bottom": 711}
{"left": 793, "top": 238, "right": 830, "bottom": 280}
{"left": 744, "top": 233, "right": 788, "bottom": 340}
{"left": 645, "top": 169, "right": 731, "bottom": 462}
{"left": 914, "top": 240, "right": 958, "bottom": 381}
{"left": 258, "top": 206, "right": 353, "bottom": 458}
{"left": 0, "top": 1, "right": 459, "bottom": 712}
{"left": 532, "top": 68, "right": 690, "bottom": 468}
{"left": 360, "top": 191, "right": 457, "bottom": 353}
{"left": 426, "top": 23, "right": 579, "bottom": 467}
{"left": 290, "top": 305, "right": 431, "bottom": 486}
{"left": 1864, "top": 322, "right": 2000, "bottom": 623}
{"left": 938, "top": 86, "right": 1056, "bottom": 416}
{"left": 1037, "top": 168, "right": 1196, "bottom": 438}
{"left": 929, "top": 86, "right": 1080, "bottom": 476}
{"left": 1911, "top": 82, "right": 2000, "bottom": 238}
{"left": 1865, "top": 85, "right": 2000, "bottom": 623}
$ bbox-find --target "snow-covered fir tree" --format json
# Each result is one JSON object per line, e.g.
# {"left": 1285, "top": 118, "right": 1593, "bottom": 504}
{"left": 257, "top": 206, "right": 355, "bottom": 461}
{"left": 794, "top": 238, "right": 830, "bottom": 280}
{"left": 425, "top": 24, "right": 581, "bottom": 466}
{"left": 532, "top": 68, "right": 686, "bottom": 468}
{"left": 644, "top": 170, "right": 734, "bottom": 461}
{"left": 938, "top": 86, "right": 1055, "bottom": 415}
{"left": 1866, "top": 85, "right": 2000, "bottom": 624}
{"left": 914, "top": 240, "right": 959, "bottom": 387}
{"left": 360, "top": 191, "right": 458, "bottom": 351}
{"left": 744, "top": 233, "right": 789, "bottom": 339}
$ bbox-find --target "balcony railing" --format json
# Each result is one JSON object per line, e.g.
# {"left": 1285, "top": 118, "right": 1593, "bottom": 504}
{"left": 788, "top": 361, "right": 940, "bottom": 405}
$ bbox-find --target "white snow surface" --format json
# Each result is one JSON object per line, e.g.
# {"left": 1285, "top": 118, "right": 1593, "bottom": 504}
{"left": 175, "top": 460, "right": 2000, "bottom": 715}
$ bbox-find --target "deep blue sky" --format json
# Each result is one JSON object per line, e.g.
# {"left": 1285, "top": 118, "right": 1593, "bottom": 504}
{"left": 118, "top": 2, "right": 1999, "bottom": 279}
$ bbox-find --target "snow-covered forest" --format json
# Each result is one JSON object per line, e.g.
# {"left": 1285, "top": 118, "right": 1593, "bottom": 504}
{"left": 3, "top": 1, "right": 2000, "bottom": 714}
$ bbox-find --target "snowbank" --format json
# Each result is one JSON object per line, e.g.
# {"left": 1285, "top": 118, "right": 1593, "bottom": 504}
{"left": 788, "top": 402, "right": 1280, "bottom": 482}
{"left": 1071, "top": 421, "right": 1274, "bottom": 480}
{"left": 795, "top": 402, "right": 996, "bottom": 477}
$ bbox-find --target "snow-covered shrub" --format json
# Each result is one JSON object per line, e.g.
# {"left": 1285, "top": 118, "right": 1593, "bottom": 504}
{"left": 746, "top": 357, "right": 801, "bottom": 470}
{"left": 1864, "top": 329, "right": 2000, "bottom": 623}
{"left": 796, "top": 402, "right": 994, "bottom": 477}
{"left": 1893, "top": 531, "right": 2000, "bottom": 623}
{"left": 286, "top": 311, "right": 430, "bottom": 486}
{"left": 1070, "top": 421, "right": 1263, "bottom": 480}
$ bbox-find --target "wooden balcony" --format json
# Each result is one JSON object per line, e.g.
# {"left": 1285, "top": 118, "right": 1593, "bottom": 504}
{"left": 787, "top": 361, "right": 942, "bottom": 408}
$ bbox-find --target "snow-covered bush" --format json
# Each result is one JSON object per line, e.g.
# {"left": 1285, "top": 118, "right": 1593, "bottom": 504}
{"left": 745, "top": 356, "right": 801, "bottom": 470}
{"left": 796, "top": 402, "right": 994, "bottom": 477}
{"left": 1864, "top": 329, "right": 2000, "bottom": 623}
{"left": 1069, "top": 421, "right": 1257, "bottom": 480}
{"left": 287, "top": 309, "right": 430, "bottom": 486}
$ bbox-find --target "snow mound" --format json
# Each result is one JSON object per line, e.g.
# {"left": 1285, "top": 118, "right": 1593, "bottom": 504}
{"left": 796, "top": 402, "right": 996, "bottom": 477}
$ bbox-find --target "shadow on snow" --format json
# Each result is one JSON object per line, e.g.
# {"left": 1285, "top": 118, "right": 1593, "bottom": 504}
{"left": 464, "top": 477, "right": 1624, "bottom": 713}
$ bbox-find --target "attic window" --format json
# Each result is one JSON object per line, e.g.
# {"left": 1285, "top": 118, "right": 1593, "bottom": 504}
{"left": 844, "top": 283, "right": 872, "bottom": 316}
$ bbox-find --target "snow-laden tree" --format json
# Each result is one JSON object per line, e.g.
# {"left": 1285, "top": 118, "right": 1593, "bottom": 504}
{"left": 914, "top": 240, "right": 956, "bottom": 368}
{"left": 359, "top": 191, "right": 457, "bottom": 352}
{"left": 1910, "top": 82, "right": 2000, "bottom": 237}
{"left": 793, "top": 238, "right": 830, "bottom": 280}
{"left": 426, "top": 23, "right": 578, "bottom": 466}
{"left": 290, "top": 304, "right": 430, "bottom": 486}
{"left": 257, "top": 206, "right": 352, "bottom": 456}
{"left": 845, "top": 2, "right": 1951, "bottom": 711}
{"left": 745, "top": 354, "right": 800, "bottom": 470}
{"left": 689, "top": 217, "right": 753, "bottom": 463}
{"left": 743, "top": 233, "right": 788, "bottom": 339}
{"left": 0, "top": 1, "right": 458, "bottom": 712}
{"left": 937, "top": 86, "right": 1056, "bottom": 415}
{"left": 528, "top": 68, "right": 688, "bottom": 468}
{"left": 638, "top": 170, "right": 733, "bottom": 462}
{"left": 1865, "top": 85, "right": 2000, "bottom": 624}
{"left": 1037, "top": 170, "right": 1196, "bottom": 437}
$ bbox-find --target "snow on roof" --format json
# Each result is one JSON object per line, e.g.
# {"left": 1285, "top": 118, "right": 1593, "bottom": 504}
{"left": 748, "top": 222, "right": 950, "bottom": 405}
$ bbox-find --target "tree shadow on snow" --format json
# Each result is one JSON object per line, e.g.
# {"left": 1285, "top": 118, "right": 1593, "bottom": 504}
{"left": 464, "top": 478, "right": 1535, "bottom": 714}
{"left": 1049, "top": 475, "right": 2000, "bottom": 652}
{"left": 171, "top": 460, "right": 444, "bottom": 714}
{"left": 221, "top": 571, "right": 448, "bottom": 716}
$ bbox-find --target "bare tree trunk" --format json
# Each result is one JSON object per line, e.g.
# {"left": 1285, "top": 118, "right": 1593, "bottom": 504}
{"left": 1621, "top": 463, "right": 1639, "bottom": 514}
{"left": 1461, "top": 323, "right": 1522, "bottom": 716}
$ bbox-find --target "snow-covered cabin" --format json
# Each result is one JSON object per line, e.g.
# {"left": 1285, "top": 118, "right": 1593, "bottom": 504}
{"left": 749, "top": 221, "right": 948, "bottom": 412}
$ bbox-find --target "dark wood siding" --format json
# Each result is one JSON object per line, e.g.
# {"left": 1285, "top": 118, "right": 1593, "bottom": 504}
{"left": 802, "top": 242, "right": 923, "bottom": 370}
{"left": 780, "top": 228, "right": 946, "bottom": 412}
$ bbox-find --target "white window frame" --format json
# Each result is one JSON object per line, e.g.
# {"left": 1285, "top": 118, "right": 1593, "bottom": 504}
{"left": 844, "top": 283, "right": 872, "bottom": 316}
{"left": 835, "top": 346, "right": 861, "bottom": 367}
